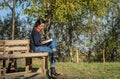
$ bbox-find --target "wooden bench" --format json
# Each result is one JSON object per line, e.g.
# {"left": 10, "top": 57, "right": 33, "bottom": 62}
{"left": 0, "top": 40, "right": 48, "bottom": 78}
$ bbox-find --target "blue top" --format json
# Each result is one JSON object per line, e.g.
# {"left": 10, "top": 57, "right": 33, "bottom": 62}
{"left": 30, "top": 28, "right": 42, "bottom": 51}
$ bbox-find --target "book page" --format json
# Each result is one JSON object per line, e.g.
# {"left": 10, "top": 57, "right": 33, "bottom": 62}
{"left": 44, "top": 39, "right": 53, "bottom": 43}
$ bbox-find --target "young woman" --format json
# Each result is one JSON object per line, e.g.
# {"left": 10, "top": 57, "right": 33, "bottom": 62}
{"left": 30, "top": 18, "right": 59, "bottom": 78}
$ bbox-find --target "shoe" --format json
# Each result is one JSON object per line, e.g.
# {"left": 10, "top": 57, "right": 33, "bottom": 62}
{"left": 50, "top": 67, "right": 60, "bottom": 77}
{"left": 46, "top": 69, "right": 51, "bottom": 79}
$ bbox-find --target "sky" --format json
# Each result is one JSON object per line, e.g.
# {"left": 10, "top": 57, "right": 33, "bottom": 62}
{"left": 0, "top": 9, "right": 8, "bottom": 20}
{"left": 0, "top": 0, "right": 27, "bottom": 20}
{"left": 0, "top": 8, "right": 26, "bottom": 19}
{"left": 0, "top": 0, "right": 10, "bottom": 19}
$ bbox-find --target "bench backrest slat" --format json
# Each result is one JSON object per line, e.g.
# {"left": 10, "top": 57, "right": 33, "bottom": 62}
{"left": 0, "top": 42, "right": 4, "bottom": 45}
{"left": 6, "top": 46, "right": 28, "bottom": 51}
{"left": 0, "top": 40, "right": 30, "bottom": 54}
{"left": 5, "top": 40, "right": 29, "bottom": 45}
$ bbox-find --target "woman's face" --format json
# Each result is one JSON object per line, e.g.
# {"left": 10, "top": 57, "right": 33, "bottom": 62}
{"left": 37, "top": 23, "right": 45, "bottom": 31}
{"left": 39, "top": 23, "right": 45, "bottom": 29}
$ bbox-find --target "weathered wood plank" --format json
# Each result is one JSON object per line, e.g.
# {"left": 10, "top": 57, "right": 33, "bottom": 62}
{"left": 5, "top": 71, "right": 40, "bottom": 76}
{"left": 5, "top": 46, "right": 28, "bottom": 51}
{"left": 5, "top": 40, "right": 29, "bottom": 45}
{"left": 0, "top": 48, "right": 3, "bottom": 51}
{"left": 26, "top": 42, "right": 30, "bottom": 53}
{"left": 0, "top": 40, "right": 30, "bottom": 54}
{"left": 0, "top": 42, "right": 4, "bottom": 45}
{"left": 41, "top": 57, "right": 46, "bottom": 78}
{"left": 0, "top": 40, "right": 48, "bottom": 78}
{"left": 0, "top": 40, "right": 5, "bottom": 43}
{"left": 0, "top": 53, "right": 48, "bottom": 59}
{"left": 25, "top": 58, "right": 32, "bottom": 73}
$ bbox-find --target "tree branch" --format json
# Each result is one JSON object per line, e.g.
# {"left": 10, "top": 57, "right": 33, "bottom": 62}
{"left": 3, "top": 0, "right": 13, "bottom": 11}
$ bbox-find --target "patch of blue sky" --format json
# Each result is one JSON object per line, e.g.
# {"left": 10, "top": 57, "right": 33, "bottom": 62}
{"left": 0, "top": 9, "right": 8, "bottom": 19}
{"left": 0, "top": 0, "right": 28, "bottom": 20}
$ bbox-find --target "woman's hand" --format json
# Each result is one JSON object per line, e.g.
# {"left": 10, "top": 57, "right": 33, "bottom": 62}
{"left": 41, "top": 41, "right": 47, "bottom": 44}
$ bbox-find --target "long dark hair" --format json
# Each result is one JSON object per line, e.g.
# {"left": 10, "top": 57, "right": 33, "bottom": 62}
{"left": 34, "top": 18, "right": 46, "bottom": 27}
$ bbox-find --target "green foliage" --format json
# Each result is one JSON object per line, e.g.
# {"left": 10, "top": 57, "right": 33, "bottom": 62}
{"left": 117, "top": 49, "right": 120, "bottom": 54}
{"left": 23, "top": 0, "right": 112, "bottom": 47}
{"left": 24, "top": 0, "right": 110, "bottom": 23}
{"left": 1, "top": 0, "right": 119, "bottom": 62}
{"left": 0, "top": 14, "right": 19, "bottom": 39}
{"left": 0, "top": 13, "right": 33, "bottom": 40}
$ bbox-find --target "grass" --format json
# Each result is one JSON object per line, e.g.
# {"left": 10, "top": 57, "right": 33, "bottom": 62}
{"left": 55, "top": 62, "right": 120, "bottom": 79}
{"left": 1, "top": 59, "right": 120, "bottom": 79}
{"left": 17, "top": 59, "right": 120, "bottom": 79}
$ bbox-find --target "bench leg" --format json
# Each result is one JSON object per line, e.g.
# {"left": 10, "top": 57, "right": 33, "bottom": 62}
{"left": 41, "top": 57, "right": 45, "bottom": 78}
{"left": 41, "top": 57, "right": 48, "bottom": 79}
{"left": 45, "top": 57, "right": 48, "bottom": 70}
{"left": 13, "top": 59, "right": 17, "bottom": 71}
{"left": 6, "top": 59, "right": 12, "bottom": 73}
{"left": 25, "top": 58, "right": 32, "bottom": 72}
{"left": 7, "top": 51, "right": 18, "bottom": 72}
{"left": 3, "top": 60, "right": 6, "bottom": 76}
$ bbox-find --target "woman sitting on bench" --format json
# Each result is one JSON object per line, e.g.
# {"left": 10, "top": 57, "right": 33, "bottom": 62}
{"left": 30, "top": 18, "right": 59, "bottom": 78}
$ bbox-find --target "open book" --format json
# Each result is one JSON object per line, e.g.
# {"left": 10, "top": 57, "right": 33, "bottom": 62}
{"left": 44, "top": 39, "right": 53, "bottom": 43}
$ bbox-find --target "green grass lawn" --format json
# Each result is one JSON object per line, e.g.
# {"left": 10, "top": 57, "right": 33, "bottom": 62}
{"left": 2, "top": 59, "right": 120, "bottom": 79}
{"left": 55, "top": 62, "right": 120, "bottom": 79}
{"left": 28, "top": 59, "right": 120, "bottom": 79}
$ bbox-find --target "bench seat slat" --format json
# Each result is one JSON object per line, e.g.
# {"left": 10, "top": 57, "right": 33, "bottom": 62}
{"left": 0, "top": 53, "right": 48, "bottom": 59}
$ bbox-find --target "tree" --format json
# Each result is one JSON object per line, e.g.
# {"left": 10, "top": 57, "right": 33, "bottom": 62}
{"left": 93, "top": 0, "right": 120, "bottom": 62}
{"left": 0, "top": 0, "right": 27, "bottom": 39}
{"left": 0, "top": 12, "right": 33, "bottom": 40}
{"left": 22, "top": 0, "right": 112, "bottom": 61}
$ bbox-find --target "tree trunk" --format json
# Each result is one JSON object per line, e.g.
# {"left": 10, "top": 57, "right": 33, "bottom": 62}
{"left": 102, "top": 49, "right": 105, "bottom": 63}
{"left": 75, "top": 48, "right": 79, "bottom": 63}
{"left": 12, "top": 0, "right": 16, "bottom": 40}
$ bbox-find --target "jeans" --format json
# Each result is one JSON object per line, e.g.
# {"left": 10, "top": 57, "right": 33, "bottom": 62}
{"left": 34, "top": 39, "right": 57, "bottom": 67}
